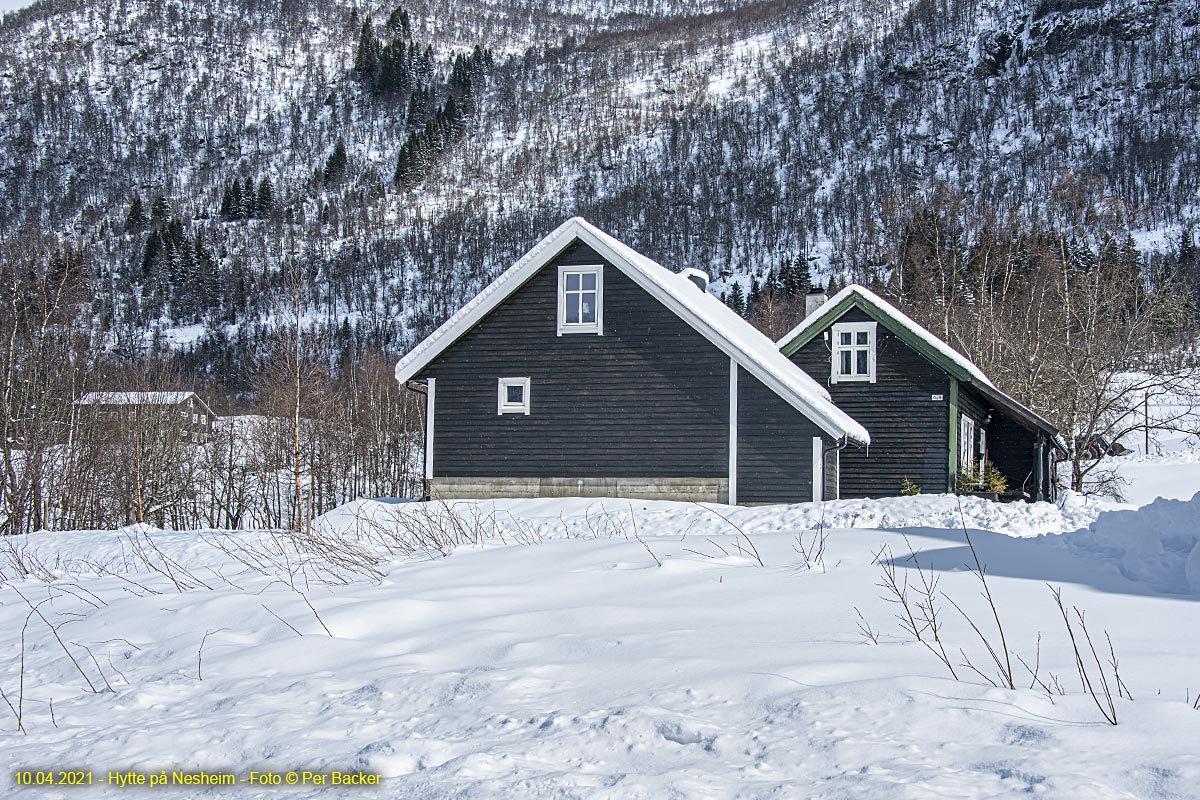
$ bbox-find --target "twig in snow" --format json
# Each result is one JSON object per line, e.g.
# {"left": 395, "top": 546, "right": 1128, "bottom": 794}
{"left": 0, "top": 685, "right": 22, "bottom": 734}
{"left": 854, "top": 607, "right": 880, "bottom": 645}
{"left": 296, "top": 591, "right": 332, "bottom": 636}
{"left": 69, "top": 641, "right": 114, "bottom": 692}
{"left": 261, "top": 604, "right": 303, "bottom": 637}
{"left": 1051, "top": 585, "right": 1118, "bottom": 725}
{"left": 957, "top": 497, "right": 1015, "bottom": 689}
{"left": 629, "top": 504, "right": 661, "bottom": 567}
{"left": 691, "top": 503, "right": 763, "bottom": 566}
{"left": 12, "top": 587, "right": 99, "bottom": 693}
{"left": 198, "top": 628, "right": 230, "bottom": 680}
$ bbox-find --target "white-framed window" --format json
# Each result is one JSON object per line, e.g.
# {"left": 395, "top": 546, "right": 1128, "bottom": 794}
{"left": 557, "top": 265, "right": 603, "bottom": 335}
{"left": 497, "top": 377, "right": 531, "bottom": 415}
{"left": 960, "top": 414, "right": 977, "bottom": 477}
{"left": 830, "top": 321, "right": 876, "bottom": 383}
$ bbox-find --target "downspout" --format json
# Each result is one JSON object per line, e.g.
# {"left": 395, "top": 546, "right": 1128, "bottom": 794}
{"left": 823, "top": 434, "right": 851, "bottom": 500}
{"left": 405, "top": 379, "right": 431, "bottom": 501}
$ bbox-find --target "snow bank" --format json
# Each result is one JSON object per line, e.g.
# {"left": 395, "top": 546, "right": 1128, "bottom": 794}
{"left": 1064, "top": 491, "right": 1200, "bottom": 595}
{"left": 315, "top": 491, "right": 1116, "bottom": 544}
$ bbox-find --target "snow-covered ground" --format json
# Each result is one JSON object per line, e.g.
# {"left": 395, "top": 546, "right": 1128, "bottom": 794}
{"left": 1109, "top": 430, "right": 1200, "bottom": 507}
{"left": 2, "top": 486, "right": 1200, "bottom": 798}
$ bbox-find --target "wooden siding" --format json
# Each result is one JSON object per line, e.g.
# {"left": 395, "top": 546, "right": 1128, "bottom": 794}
{"left": 416, "top": 241, "right": 731, "bottom": 479}
{"left": 986, "top": 412, "right": 1041, "bottom": 495}
{"left": 735, "top": 366, "right": 830, "bottom": 503}
{"left": 789, "top": 307, "right": 950, "bottom": 498}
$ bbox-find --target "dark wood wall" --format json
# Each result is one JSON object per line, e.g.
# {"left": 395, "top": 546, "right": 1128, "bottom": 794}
{"left": 735, "top": 366, "right": 830, "bottom": 503}
{"left": 789, "top": 307, "right": 950, "bottom": 497}
{"left": 417, "top": 241, "right": 731, "bottom": 478}
{"left": 986, "top": 411, "right": 1041, "bottom": 495}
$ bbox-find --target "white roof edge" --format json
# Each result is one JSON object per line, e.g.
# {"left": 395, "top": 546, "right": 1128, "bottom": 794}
{"left": 75, "top": 391, "right": 216, "bottom": 416}
{"left": 776, "top": 284, "right": 995, "bottom": 389}
{"left": 395, "top": 217, "right": 870, "bottom": 445}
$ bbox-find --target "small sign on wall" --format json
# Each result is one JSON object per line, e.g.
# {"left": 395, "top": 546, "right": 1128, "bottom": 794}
{"left": 931, "top": 394, "right": 944, "bottom": 401}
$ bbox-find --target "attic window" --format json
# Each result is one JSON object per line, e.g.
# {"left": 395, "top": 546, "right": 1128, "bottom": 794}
{"left": 557, "top": 265, "right": 603, "bottom": 335}
{"left": 830, "top": 321, "right": 876, "bottom": 383}
{"left": 497, "top": 377, "right": 531, "bottom": 415}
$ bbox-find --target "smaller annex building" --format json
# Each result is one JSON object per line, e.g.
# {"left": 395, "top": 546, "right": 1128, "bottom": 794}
{"left": 778, "top": 285, "right": 1065, "bottom": 501}
{"left": 395, "top": 218, "right": 869, "bottom": 504}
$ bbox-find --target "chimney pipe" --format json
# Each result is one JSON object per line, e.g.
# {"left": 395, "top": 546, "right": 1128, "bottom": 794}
{"left": 805, "top": 289, "right": 828, "bottom": 318}
{"left": 679, "top": 268, "right": 710, "bottom": 292}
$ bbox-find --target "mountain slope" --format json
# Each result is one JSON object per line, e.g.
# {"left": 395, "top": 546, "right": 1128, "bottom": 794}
{"left": 0, "top": 0, "right": 1196, "bottom": 385}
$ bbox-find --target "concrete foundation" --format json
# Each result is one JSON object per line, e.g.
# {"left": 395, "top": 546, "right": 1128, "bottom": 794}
{"left": 431, "top": 476, "right": 728, "bottom": 503}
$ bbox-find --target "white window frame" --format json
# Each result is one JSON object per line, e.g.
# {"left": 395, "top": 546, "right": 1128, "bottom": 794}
{"left": 557, "top": 265, "right": 603, "bottom": 335}
{"left": 979, "top": 427, "right": 987, "bottom": 477}
{"left": 497, "top": 377, "right": 531, "bottom": 415}
{"left": 830, "top": 321, "right": 876, "bottom": 384}
{"left": 960, "top": 414, "right": 977, "bottom": 478}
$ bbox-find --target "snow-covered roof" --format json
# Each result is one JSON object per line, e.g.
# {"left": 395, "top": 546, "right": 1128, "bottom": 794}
{"left": 76, "top": 391, "right": 201, "bottom": 407}
{"left": 395, "top": 217, "right": 870, "bottom": 445}
{"left": 777, "top": 284, "right": 995, "bottom": 388}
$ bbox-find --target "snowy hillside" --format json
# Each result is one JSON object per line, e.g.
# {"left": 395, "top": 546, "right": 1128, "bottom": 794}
{"left": 3, "top": 492, "right": 1200, "bottom": 796}
{"left": 0, "top": 0, "right": 1196, "bottom": 381}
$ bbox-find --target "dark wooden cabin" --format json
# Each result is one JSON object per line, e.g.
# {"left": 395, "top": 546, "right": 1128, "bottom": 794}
{"left": 395, "top": 218, "right": 870, "bottom": 504}
{"left": 777, "top": 285, "right": 1065, "bottom": 501}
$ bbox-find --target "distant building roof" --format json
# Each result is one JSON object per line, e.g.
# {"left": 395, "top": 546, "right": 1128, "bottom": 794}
{"left": 76, "top": 391, "right": 213, "bottom": 416}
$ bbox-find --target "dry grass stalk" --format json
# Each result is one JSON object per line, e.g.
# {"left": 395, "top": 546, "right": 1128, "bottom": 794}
{"left": 877, "top": 543, "right": 958, "bottom": 680}
{"left": 1051, "top": 585, "right": 1119, "bottom": 725}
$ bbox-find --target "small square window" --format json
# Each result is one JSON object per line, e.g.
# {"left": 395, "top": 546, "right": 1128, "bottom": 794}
{"left": 497, "top": 377, "right": 531, "bottom": 415}
{"left": 830, "top": 321, "right": 877, "bottom": 383}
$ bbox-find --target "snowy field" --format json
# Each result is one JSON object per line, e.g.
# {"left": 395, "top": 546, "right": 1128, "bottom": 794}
{"left": 2, "top": 467, "right": 1200, "bottom": 798}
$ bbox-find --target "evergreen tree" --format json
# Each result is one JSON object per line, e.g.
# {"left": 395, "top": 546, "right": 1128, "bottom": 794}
{"left": 354, "top": 19, "right": 380, "bottom": 79}
{"left": 140, "top": 230, "right": 163, "bottom": 281}
{"left": 324, "top": 138, "right": 348, "bottom": 186}
{"left": 378, "top": 40, "right": 410, "bottom": 95}
{"left": 442, "top": 93, "right": 464, "bottom": 134}
{"left": 255, "top": 177, "right": 274, "bottom": 218}
{"left": 386, "top": 6, "right": 411, "bottom": 36}
{"left": 151, "top": 193, "right": 172, "bottom": 226}
{"left": 1179, "top": 226, "right": 1196, "bottom": 271}
{"left": 125, "top": 193, "right": 148, "bottom": 231}
{"left": 219, "top": 184, "right": 236, "bottom": 220}
{"left": 728, "top": 282, "right": 746, "bottom": 316}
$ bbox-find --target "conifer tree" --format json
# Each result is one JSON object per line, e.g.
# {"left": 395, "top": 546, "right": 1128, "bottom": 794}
{"left": 728, "top": 282, "right": 746, "bottom": 316}
{"left": 255, "top": 177, "right": 274, "bottom": 217}
{"left": 125, "top": 193, "right": 148, "bottom": 231}
{"left": 219, "top": 184, "right": 236, "bottom": 220}
{"left": 151, "top": 193, "right": 172, "bottom": 226}
{"left": 354, "top": 19, "right": 380, "bottom": 79}
{"left": 324, "top": 139, "right": 348, "bottom": 185}
{"left": 226, "top": 179, "right": 243, "bottom": 220}
{"left": 386, "top": 6, "right": 411, "bottom": 37}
